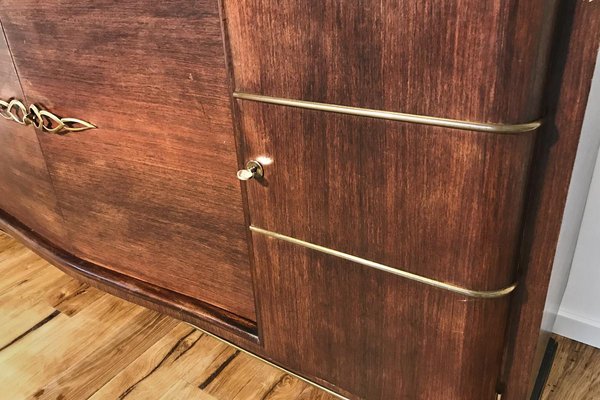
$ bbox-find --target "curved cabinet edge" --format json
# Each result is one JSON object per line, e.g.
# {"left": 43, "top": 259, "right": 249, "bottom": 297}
{"left": 0, "top": 208, "right": 259, "bottom": 345}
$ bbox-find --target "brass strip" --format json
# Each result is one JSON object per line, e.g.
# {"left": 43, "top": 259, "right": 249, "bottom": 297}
{"left": 186, "top": 323, "right": 349, "bottom": 400}
{"left": 233, "top": 92, "right": 542, "bottom": 134}
{"left": 250, "top": 226, "right": 517, "bottom": 299}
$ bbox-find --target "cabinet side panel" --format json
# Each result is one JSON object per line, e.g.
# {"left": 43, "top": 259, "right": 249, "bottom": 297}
{"left": 501, "top": 0, "right": 600, "bottom": 398}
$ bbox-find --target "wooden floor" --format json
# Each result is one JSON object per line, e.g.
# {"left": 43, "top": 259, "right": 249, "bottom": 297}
{"left": 0, "top": 232, "right": 598, "bottom": 400}
{"left": 542, "top": 336, "right": 600, "bottom": 400}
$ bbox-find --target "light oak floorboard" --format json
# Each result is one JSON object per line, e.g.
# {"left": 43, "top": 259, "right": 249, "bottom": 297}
{"left": 542, "top": 335, "right": 600, "bottom": 400}
{"left": 0, "top": 265, "right": 68, "bottom": 350}
{"left": 0, "top": 232, "right": 596, "bottom": 399}
{"left": 159, "top": 380, "right": 219, "bottom": 400}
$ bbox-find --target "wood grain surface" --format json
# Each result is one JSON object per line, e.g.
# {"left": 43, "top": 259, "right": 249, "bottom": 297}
{"left": 224, "top": 0, "right": 558, "bottom": 123}
{"left": 252, "top": 233, "right": 512, "bottom": 400}
{"left": 0, "top": 1, "right": 256, "bottom": 320}
{"left": 239, "top": 102, "right": 535, "bottom": 290}
{"left": 0, "top": 21, "right": 66, "bottom": 247}
{"left": 0, "top": 232, "right": 340, "bottom": 400}
{"left": 0, "top": 210, "right": 347, "bottom": 398}
{"left": 501, "top": 1, "right": 600, "bottom": 398}
{"left": 542, "top": 335, "right": 600, "bottom": 400}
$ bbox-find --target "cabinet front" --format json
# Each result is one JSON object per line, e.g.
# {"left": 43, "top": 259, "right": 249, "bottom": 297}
{"left": 0, "top": 1, "right": 257, "bottom": 322}
{"left": 235, "top": 99, "right": 535, "bottom": 399}
{"left": 220, "top": 0, "right": 556, "bottom": 393}
{"left": 224, "top": 0, "right": 554, "bottom": 123}
{"left": 0, "top": 1, "right": 571, "bottom": 399}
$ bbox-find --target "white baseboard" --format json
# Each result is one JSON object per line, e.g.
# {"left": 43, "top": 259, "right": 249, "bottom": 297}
{"left": 553, "top": 309, "right": 600, "bottom": 349}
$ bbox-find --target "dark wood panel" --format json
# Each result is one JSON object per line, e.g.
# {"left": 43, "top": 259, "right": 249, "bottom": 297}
{"left": 239, "top": 102, "right": 535, "bottom": 290}
{"left": 0, "top": 1, "right": 256, "bottom": 321}
{"left": 0, "top": 22, "right": 65, "bottom": 247}
{"left": 501, "top": 0, "right": 600, "bottom": 398}
{"left": 253, "top": 233, "right": 511, "bottom": 400}
{"left": 224, "top": 0, "right": 558, "bottom": 123}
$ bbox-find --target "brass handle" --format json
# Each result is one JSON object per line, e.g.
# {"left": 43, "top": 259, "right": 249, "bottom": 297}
{"left": 237, "top": 160, "right": 264, "bottom": 181}
{"left": 0, "top": 98, "right": 96, "bottom": 134}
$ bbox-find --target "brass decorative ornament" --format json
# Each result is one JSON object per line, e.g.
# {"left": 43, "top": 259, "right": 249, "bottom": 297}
{"left": 0, "top": 98, "right": 96, "bottom": 134}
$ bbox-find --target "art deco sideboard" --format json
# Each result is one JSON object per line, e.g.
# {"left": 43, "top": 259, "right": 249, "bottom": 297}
{"left": 0, "top": 1, "right": 598, "bottom": 399}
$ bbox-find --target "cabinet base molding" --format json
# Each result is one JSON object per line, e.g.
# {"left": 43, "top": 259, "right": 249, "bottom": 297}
{"left": 0, "top": 209, "right": 259, "bottom": 344}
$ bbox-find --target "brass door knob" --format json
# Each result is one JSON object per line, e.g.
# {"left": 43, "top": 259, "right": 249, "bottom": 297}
{"left": 237, "top": 160, "right": 264, "bottom": 181}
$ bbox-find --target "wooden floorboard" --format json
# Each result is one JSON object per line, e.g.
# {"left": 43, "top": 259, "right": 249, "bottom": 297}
{"left": 542, "top": 335, "right": 600, "bottom": 400}
{"left": 0, "top": 231, "right": 597, "bottom": 399}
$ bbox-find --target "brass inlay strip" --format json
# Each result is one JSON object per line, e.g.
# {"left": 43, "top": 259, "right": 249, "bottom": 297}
{"left": 186, "top": 323, "right": 349, "bottom": 400}
{"left": 233, "top": 92, "right": 542, "bottom": 134}
{"left": 250, "top": 226, "right": 517, "bottom": 299}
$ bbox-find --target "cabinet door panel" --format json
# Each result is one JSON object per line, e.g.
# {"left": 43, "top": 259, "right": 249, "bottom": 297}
{"left": 239, "top": 102, "right": 535, "bottom": 291}
{"left": 253, "top": 234, "right": 510, "bottom": 400}
{"left": 0, "top": 25, "right": 65, "bottom": 246}
{"left": 0, "top": 1, "right": 256, "bottom": 321}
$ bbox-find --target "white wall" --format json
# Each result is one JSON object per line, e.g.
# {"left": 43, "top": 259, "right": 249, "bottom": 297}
{"left": 543, "top": 52, "right": 600, "bottom": 345}
{"left": 553, "top": 154, "right": 600, "bottom": 347}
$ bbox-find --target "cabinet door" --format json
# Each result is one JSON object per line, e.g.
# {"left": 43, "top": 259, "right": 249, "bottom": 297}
{"left": 240, "top": 103, "right": 535, "bottom": 291}
{"left": 0, "top": 23, "right": 65, "bottom": 246}
{"left": 252, "top": 235, "right": 511, "bottom": 400}
{"left": 0, "top": 1, "right": 256, "bottom": 322}
{"left": 238, "top": 101, "right": 533, "bottom": 399}
{"left": 224, "top": 0, "right": 554, "bottom": 395}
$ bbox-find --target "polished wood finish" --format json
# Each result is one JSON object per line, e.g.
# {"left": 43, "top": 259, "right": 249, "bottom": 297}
{"left": 0, "top": 22, "right": 65, "bottom": 247}
{"left": 239, "top": 101, "right": 535, "bottom": 290}
{"left": 501, "top": 1, "right": 600, "bottom": 398}
{"left": 0, "top": 1, "right": 256, "bottom": 321}
{"left": 224, "top": 0, "right": 558, "bottom": 123}
{"left": 252, "top": 233, "right": 511, "bottom": 399}
{"left": 0, "top": 232, "right": 338, "bottom": 400}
